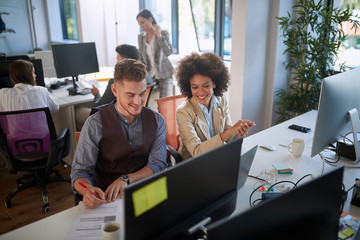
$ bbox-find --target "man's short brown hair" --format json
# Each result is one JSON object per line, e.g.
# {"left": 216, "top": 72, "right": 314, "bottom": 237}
{"left": 114, "top": 59, "right": 146, "bottom": 83}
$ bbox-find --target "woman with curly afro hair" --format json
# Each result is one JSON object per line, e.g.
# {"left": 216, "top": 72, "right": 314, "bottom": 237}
{"left": 175, "top": 52, "right": 255, "bottom": 160}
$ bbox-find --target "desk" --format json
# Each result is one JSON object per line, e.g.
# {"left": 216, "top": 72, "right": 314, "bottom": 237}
{"left": 236, "top": 110, "right": 360, "bottom": 217}
{"left": 50, "top": 81, "right": 108, "bottom": 165}
{"left": 1, "top": 110, "right": 359, "bottom": 239}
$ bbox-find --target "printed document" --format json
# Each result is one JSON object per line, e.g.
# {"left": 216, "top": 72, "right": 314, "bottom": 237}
{"left": 67, "top": 199, "right": 124, "bottom": 240}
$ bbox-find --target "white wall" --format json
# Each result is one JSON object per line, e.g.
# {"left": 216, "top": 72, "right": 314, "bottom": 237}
{"left": 230, "top": 0, "right": 293, "bottom": 134}
{"left": 78, "top": 0, "right": 139, "bottom": 67}
{"left": 272, "top": 0, "right": 296, "bottom": 125}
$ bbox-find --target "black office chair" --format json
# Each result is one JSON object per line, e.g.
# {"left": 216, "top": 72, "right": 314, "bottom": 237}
{"left": 5, "top": 55, "right": 30, "bottom": 61}
{"left": 0, "top": 107, "right": 70, "bottom": 212}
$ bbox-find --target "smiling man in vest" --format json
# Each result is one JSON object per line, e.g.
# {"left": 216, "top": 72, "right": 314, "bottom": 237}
{"left": 71, "top": 59, "right": 167, "bottom": 208}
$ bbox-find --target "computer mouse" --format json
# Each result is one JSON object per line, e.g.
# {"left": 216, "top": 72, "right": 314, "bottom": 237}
{"left": 260, "top": 144, "right": 277, "bottom": 151}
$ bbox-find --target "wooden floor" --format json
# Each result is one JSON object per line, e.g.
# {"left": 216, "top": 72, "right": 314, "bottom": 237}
{"left": 0, "top": 161, "right": 74, "bottom": 235}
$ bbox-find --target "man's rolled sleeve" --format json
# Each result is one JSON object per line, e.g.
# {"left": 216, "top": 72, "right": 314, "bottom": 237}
{"left": 146, "top": 112, "right": 168, "bottom": 173}
{"left": 70, "top": 113, "right": 102, "bottom": 188}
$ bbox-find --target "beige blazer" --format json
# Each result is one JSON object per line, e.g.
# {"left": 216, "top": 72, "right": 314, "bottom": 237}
{"left": 175, "top": 96, "right": 235, "bottom": 160}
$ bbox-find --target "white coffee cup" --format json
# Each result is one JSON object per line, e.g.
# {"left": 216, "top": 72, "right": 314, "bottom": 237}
{"left": 102, "top": 221, "right": 122, "bottom": 240}
{"left": 287, "top": 138, "right": 305, "bottom": 157}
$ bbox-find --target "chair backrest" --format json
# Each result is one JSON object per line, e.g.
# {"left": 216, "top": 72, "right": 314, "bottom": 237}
{"left": 0, "top": 107, "right": 69, "bottom": 172}
{"left": 75, "top": 131, "right": 81, "bottom": 145}
{"left": 0, "top": 108, "right": 56, "bottom": 159}
{"left": 156, "top": 95, "right": 186, "bottom": 150}
{"left": 144, "top": 82, "right": 156, "bottom": 107}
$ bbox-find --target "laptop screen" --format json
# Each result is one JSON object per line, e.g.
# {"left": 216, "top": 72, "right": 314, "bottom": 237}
{"left": 124, "top": 138, "right": 243, "bottom": 240}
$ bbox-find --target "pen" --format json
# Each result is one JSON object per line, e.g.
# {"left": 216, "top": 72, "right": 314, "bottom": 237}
{"left": 78, "top": 182, "right": 103, "bottom": 200}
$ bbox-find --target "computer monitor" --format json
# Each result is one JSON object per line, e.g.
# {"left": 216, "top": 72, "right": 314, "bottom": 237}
{"left": 124, "top": 138, "right": 244, "bottom": 240}
{"left": 206, "top": 166, "right": 344, "bottom": 240}
{"left": 51, "top": 42, "right": 99, "bottom": 95}
{"left": 311, "top": 67, "right": 360, "bottom": 164}
{"left": 0, "top": 59, "right": 45, "bottom": 89}
{"left": 34, "top": 50, "right": 57, "bottom": 78}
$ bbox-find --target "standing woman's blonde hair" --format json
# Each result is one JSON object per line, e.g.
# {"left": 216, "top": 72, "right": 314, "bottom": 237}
{"left": 9, "top": 60, "right": 36, "bottom": 85}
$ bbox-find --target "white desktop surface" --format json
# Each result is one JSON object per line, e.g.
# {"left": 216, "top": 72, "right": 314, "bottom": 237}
{"left": 1, "top": 110, "right": 359, "bottom": 239}
{"left": 0, "top": 206, "right": 78, "bottom": 240}
{"left": 236, "top": 110, "right": 360, "bottom": 217}
{"left": 51, "top": 81, "right": 108, "bottom": 107}
{"left": 50, "top": 81, "right": 108, "bottom": 165}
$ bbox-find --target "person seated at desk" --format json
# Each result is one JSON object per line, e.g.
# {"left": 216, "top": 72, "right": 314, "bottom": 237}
{"left": 71, "top": 59, "right": 167, "bottom": 209}
{"left": 175, "top": 52, "right": 255, "bottom": 160}
{"left": 75, "top": 44, "right": 152, "bottom": 130}
{"left": 0, "top": 59, "right": 59, "bottom": 112}
{"left": 91, "top": 44, "right": 153, "bottom": 107}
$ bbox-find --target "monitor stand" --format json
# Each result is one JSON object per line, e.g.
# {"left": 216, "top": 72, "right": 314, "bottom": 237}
{"left": 329, "top": 108, "right": 360, "bottom": 168}
{"left": 347, "top": 108, "right": 360, "bottom": 165}
{"left": 67, "top": 75, "right": 91, "bottom": 95}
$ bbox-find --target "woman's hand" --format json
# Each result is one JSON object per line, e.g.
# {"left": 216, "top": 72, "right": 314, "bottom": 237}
{"left": 153, "top": 24, "right": 162, "bottom": 38}
{"left": 233, "top": 120, "right": 256, "bottom": 138}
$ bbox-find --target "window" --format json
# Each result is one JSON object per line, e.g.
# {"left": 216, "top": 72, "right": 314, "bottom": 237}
{"left": 223, "top": 0, "right": 232, "bottom": 59}
{"left": 59, "top": 0, "right": 79, "bottom": 41}
{"left": 140, "top": 0, "right": 232, "bottom": 59}
{"left": 334, "top": 0, "right": 360, "bottom": 70}
{"left": 139, "top": 0, "right": 173, "bottom": 44}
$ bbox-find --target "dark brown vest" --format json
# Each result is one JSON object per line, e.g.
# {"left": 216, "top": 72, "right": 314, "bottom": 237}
{"left": 96, "top": 104, "right": 157, "bottom": 190}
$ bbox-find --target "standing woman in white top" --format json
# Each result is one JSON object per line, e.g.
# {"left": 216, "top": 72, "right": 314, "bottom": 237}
{"left": 136, "top": 9, "right": 174, "bottom": 98}
{"left": 0, "top": 60, "right": 59, "bottom": 112}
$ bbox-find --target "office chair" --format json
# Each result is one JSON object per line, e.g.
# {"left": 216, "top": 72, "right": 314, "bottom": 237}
{"left": 0, "top": 107, "right": 70, "bottom": 213}
{"left": 144, "top": 82, "right": 156, "bottom": 107}
{"left": 156, "top": 95, "right": 186, "bottom": 165}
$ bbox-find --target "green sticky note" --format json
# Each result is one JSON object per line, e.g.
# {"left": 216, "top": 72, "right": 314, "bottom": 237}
{"left": 273, "top": 163, "right": 290, "bottom": 171}
{"left": 132, "top": 176, "right": 168, "bottom": 217}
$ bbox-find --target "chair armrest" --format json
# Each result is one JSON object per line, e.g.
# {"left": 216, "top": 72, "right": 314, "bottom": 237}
{"left": 166, "top": 144, "right": 182, "bottom": 165}
{"left": 57, "top": 128, "right": 70, "bottom": 157}
{"left": 47, "top": 128, "right": 70, "bottom": 168}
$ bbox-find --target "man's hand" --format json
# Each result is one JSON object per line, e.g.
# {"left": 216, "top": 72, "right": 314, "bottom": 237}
{"left": 82, "top": 185, "right": 106, "bottom": 209}
{"left": 91, "top": 85, "right": 99, "bottom": 96}
{"left": 104, "top": 178, "right": 127, "bottom": 202}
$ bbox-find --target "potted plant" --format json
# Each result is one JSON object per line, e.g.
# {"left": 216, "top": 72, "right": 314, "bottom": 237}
{"left": 275, "top": 0, "right": 360, "bottom": 122}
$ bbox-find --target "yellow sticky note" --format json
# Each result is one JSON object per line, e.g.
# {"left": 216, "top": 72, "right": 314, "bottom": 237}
{"left": 132, "top": 176, "right": 168, "bottom": 217}
{"left": 338, "top": 232, "right": 347, "bottom": 239}
{"left": 342, "top": 228, "right": 355, "bottom": 237}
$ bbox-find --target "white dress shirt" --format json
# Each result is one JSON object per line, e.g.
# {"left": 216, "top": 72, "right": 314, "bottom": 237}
{"left": 0, "top": 83, "right": 59, "bottom": 112}
{"left": 145, "top": 34, "right": 158, "bottom": 78}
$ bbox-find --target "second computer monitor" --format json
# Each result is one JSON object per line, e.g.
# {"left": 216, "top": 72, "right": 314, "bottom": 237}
{"left": 124, "top": 138, "right": 244, "bottom": 240}
{"left": 311, "top": 67, "right": 360, "bottom": 163}
{"left": 0, "top": 59, "right": 45, "bottom": 89}
{"left": 206, "top": 166, "right": 344, "bottom": 240}
{"left": 34, "top": 50, "right": 57, "bottom": 78}
{"left": 52, "top": 42, "right": 99, "bottom": 79}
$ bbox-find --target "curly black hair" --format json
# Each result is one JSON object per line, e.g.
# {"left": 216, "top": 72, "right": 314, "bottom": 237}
{"left": 176, "top": 52, "right": 230, "bottom": 98}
